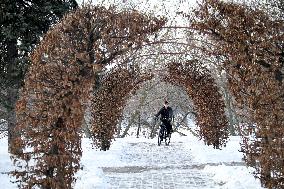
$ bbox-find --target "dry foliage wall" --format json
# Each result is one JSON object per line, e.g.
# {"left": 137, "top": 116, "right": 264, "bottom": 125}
{"left": 12, "top": 4, "right": 165, "bottom": 189}
{"left": 167, "top": 61, "right": 229, "bottom": 149}
{"left": 13, "top": 9, "right": 94, "bottom": 189}
{"left": 91, "top": 67, "right": 151, "bottom": 150}
{"left": 191, "top": 0, "right": 284, "bottom": 188}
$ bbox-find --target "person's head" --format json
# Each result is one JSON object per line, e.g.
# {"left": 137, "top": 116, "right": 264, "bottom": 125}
{"left": 164, "top": 100, "right": 169, "bottom": 108}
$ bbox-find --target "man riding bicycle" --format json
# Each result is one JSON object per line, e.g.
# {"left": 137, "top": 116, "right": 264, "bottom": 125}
{"left": 155, "top": 100, "right": 173, "bottom": 136}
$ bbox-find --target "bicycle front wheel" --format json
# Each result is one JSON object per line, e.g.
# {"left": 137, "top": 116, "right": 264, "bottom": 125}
{"left": 158, "top": 135, "right": 162, "bottom": 146}
{"left": 165, "top": 133, "right": 171, "bottom": 146}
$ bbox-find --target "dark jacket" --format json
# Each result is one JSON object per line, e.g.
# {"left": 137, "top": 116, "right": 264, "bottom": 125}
{"left": 155, "top": 106, "right": 173, "bottom": 122}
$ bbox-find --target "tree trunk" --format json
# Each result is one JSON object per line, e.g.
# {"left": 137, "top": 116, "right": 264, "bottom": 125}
{"left": 121, "top": 111, "right": 138, "bottom": 138}
{"left": 223, "top": 84, "right": 237, "bottom": 136}
{"left": 116, "top": 116, "right": 123, "bottom": 137}
{"left": 5, "top": 39, "right": 21, "bottom": 154}
{"left": 149, "top": 118, "right": 159, "bottom": 139}
{"left": 136, "top": 112, "right": 141, "bottom": 138}
{"left": 7, "top": 90, "right": 19, "bottom": 154}
{"left": 82, "top": 118, "right": 92, "bottom": 138}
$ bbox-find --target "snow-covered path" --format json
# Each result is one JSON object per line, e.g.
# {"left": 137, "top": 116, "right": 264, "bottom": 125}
{"left": 74, "top": 129, "right": 263, "bottom": 189}
{"left": 102, "top": 141, "right": 217, "bottom": 189}
{"left": 1, "top": 129, "right": 264, "bottom": 189}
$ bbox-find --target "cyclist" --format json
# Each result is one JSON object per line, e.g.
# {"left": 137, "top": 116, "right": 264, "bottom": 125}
{"left": 155, "top": 100, "right": 173, "bottom": 136}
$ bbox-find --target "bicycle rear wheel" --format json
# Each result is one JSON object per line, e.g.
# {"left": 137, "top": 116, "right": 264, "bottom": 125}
{"left": 158, "top": 129, "right": 163, "bottom": 146}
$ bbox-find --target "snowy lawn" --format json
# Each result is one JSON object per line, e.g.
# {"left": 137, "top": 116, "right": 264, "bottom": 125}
{"left": 1, "top": 130, "right": 264, "bottom": 189}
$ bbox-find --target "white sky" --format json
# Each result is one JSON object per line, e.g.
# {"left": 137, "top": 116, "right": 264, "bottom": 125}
{"left": 76, "top": 0, "right": 198, "bottom": 24}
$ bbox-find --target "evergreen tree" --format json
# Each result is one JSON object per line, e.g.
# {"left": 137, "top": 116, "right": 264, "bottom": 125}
{"left": 0, "top": 0, "right": 78, "bottom": 152}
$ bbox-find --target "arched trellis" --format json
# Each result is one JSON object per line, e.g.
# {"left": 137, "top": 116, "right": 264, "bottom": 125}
{"left": 190, "top": 0, "right": 284, "bottom": 188}
{"left": 91, "top": 61, "right": 229, "bottom": 151}
{"left": 11, "top": 3, "right": 228, "bottom": 189}
{"left": 166, "top": 61, "right": 229, "bottom": 148}
{"left": 9, "top": 1, "right": 284, "bottom": 188}
{"left": 12, "top": 5, "right": 165, "bottom": 189}
{"left": 91, "top": 66, "right": 152, "bottom": 151}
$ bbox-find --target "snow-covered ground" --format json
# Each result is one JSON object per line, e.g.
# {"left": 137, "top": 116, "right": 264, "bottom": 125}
{"left": 1, "top": 128, "right": 264, "bottom": 189}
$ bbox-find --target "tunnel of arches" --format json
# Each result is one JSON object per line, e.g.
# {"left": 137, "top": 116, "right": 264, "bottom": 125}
{"left": 11, "top": 5, "right": 228, "bottom": 189}
{"left": 90, "top": 61, "right": 228, "bottom": 151}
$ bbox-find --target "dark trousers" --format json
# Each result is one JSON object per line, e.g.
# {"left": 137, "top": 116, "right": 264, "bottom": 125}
{"left": 162, "top": 120, "right": 172, "bottom": 134}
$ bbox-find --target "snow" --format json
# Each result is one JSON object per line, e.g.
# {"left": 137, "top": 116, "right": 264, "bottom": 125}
{"left": 204, "top": 165, "right": 262, "bottom": 189}
{"left": 1, "top": 126, "right": 264, "bottom": 189}
{"left": 183, "top": 133, "right": 244, "bottom": 163}
{"left": 0, "top": 138, "right": 17, "bottom": 189}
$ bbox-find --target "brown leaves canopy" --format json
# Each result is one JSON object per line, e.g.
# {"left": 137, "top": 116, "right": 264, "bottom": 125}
{"left": 191, "top": 0, "right": 284, "bottom": 187}
{"left": 13, "top": 4, "right": 165, "bottom": 189}
{"left": 91, "top": 67, "right": 152, "bottom": 150}
{"left": 167, "top": 61, "right": 229, "bottom": 149}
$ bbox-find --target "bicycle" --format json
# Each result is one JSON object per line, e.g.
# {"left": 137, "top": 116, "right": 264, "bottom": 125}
{"left": 158, "top": 123, "right": 171, "bottom": 146}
